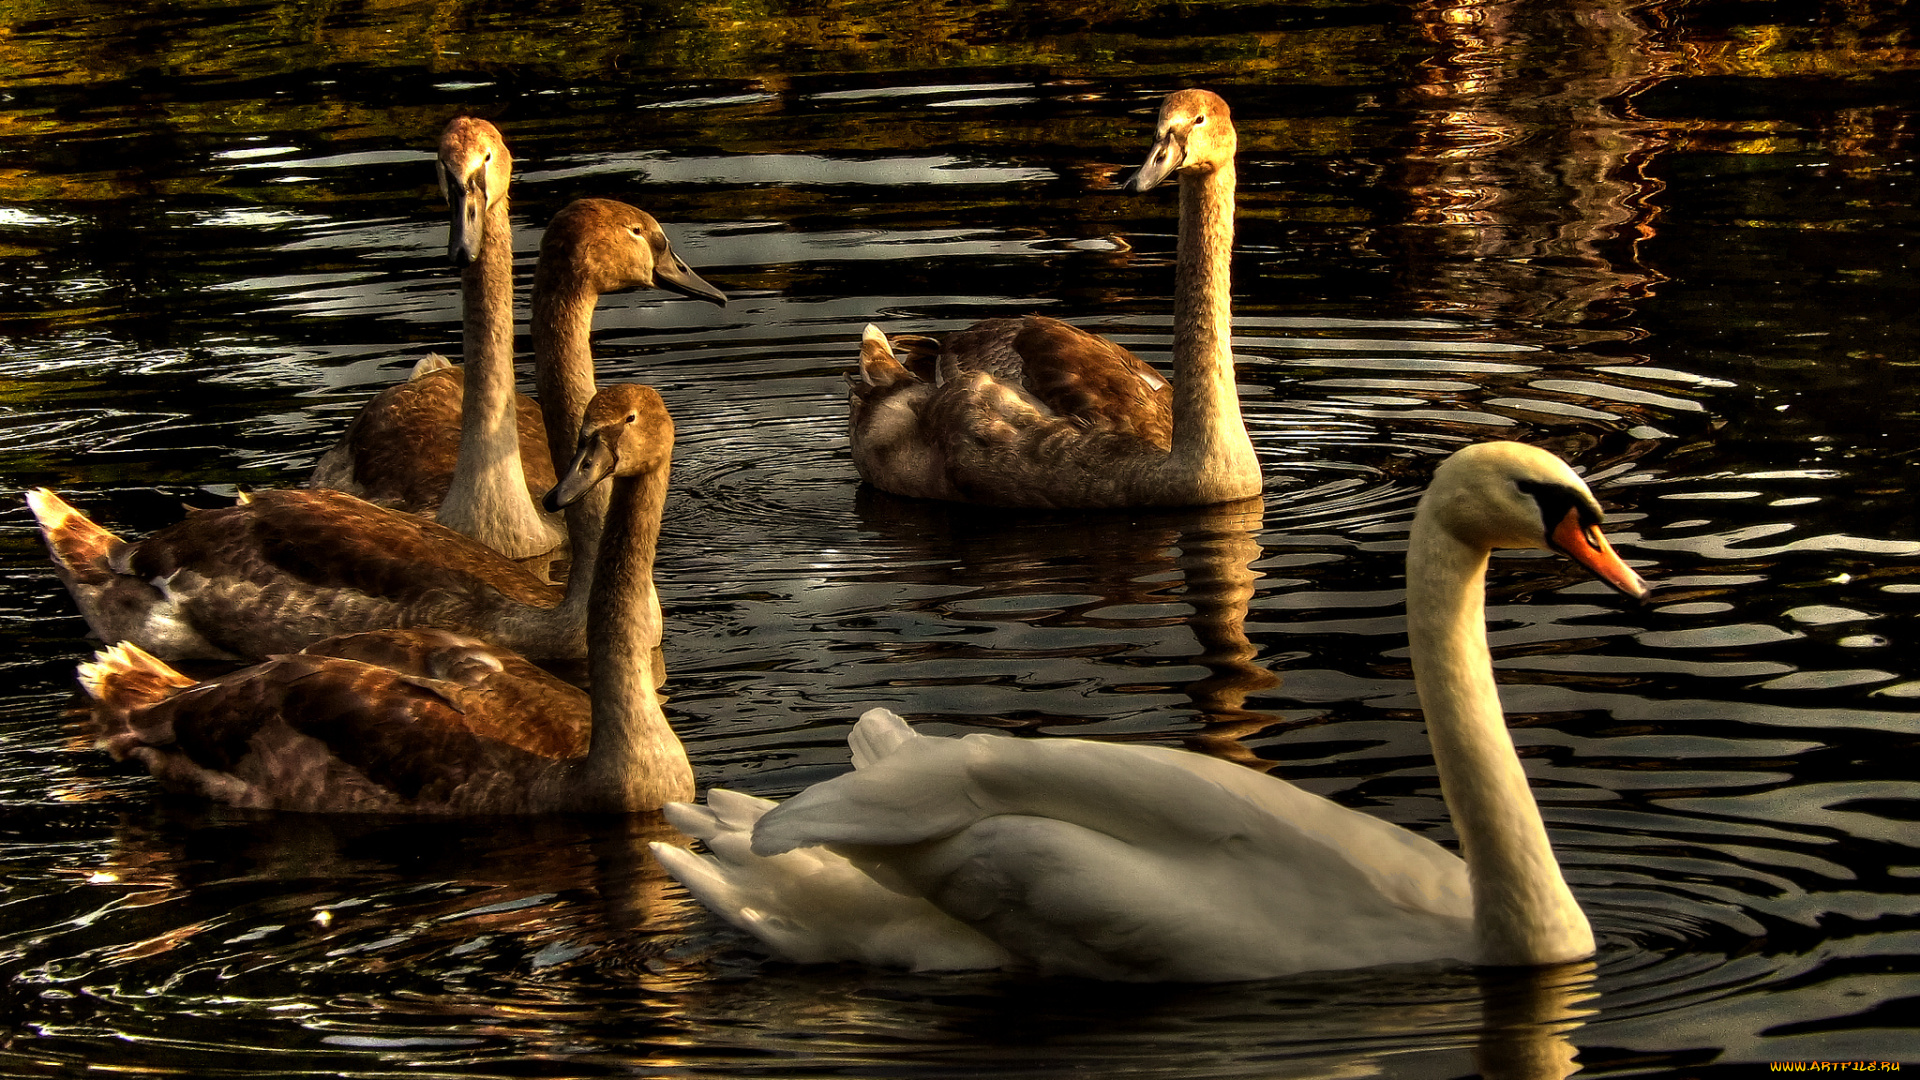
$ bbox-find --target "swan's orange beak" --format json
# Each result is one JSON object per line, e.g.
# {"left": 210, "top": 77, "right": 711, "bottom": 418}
{"left": 1550, "top": 510, "right": 1650, "bottom": 601}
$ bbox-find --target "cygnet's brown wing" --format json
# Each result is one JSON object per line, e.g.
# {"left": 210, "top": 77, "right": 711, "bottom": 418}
{"left": 311, "top": 365, "right": 464, "bottom": 511}
{"left": 126, "top": 489, "right": 556, "bottom": 605}
{"left": 301, "top": 629, "right": 587, "bottom": 758}
{"left": 311, "top": 366, "right": 555, "bottom": 511}
{"left": 116, "top": 488, "right": 559, "bottom": 658}
{"left": 102, "top": 647, "right": 578, "bottom": 814}
{"left": 944, "top": 316, "right": 1173, "bottom": 446}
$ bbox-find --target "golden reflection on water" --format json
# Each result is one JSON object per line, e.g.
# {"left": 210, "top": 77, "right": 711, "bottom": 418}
{"left": 1401, "top": 0, "right": 1672, "bottom": 325}
{"left": 1475, "top": 961, "right": 1598, "bottom": 1080}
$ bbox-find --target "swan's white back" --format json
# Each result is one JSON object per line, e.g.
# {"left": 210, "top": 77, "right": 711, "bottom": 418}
{"left": 660, "top": 707, "right": 1474, "bottom": 981}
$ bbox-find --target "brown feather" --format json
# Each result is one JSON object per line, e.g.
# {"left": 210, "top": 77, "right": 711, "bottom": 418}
{"left": 312, "top": 366, "right": 556, "bottom": 513}
{"left": 48, "top": 487, "right": 569, "bottom": 661}
{"left": 302, "top": 630, "right": 587, "bottom": 758}
{"left": 27, "top": 488, "right": 124, "bottom": 589}
{"left": 888, "top": 333, "right": 942, "bottom": 381}
{"left": 930, "top": 317, "right": 1170, "bottom": 444}
{"left": 1007, "top": 316, "right": 1173, "bottom": 444}
{"left": 122, "top": 489, "right": 554, "bottom": 605}
{"left": 846, "top": 91, "right": 1258, "bottom": 509}
{"left": 78, "top": 384, "right": 690, "bottom": 816}
{"left": 91, "top": 644, "right": 572, "bottom": 814}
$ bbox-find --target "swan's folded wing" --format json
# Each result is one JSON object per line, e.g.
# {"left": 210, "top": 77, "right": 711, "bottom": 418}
{"left": 654, "top": 788, "right": 1009, "bottom": 971}
{"left": 299, "top": 630, "right": 587, "bottom": 758}
{"left": 123, "top": 489, "right": 555, "bottom": 611}
{"left": 847, "top": 707, "right": 915, "bottom": 768}
{"left": 753, "top": 725, "right": 1471, "bottom": 921}
{"left": 1007, "top": 317, "right": 1172, "bottom": 443}
{"left": 311, "top": 366, "right": 465, "bottom": 510}
{"left": 247, "top": 489, "right": 556, "bottom": 605}
{"left": 749, "top": 725, "right": 989, "bottom": 856}
{"left": 752, "top": 726, "right": 1473, "bottom": 979}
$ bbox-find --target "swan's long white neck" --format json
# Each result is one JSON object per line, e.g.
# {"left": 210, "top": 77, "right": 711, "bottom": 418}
{"left": 438, "top": 191, "right": 557, "bottom": 557}
{"left": 1406, "top": 515, "right": 1595, "bottom": 967}
{"left": 1164, "top": 158, "right": 1260, "bottom": 504}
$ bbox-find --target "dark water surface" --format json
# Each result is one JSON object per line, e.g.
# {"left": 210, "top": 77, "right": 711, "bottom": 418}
{"left": 2, "top": 0, "right": 1917, "bottom": 1075}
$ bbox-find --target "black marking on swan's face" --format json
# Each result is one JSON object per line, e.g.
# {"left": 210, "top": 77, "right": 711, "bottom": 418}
{"left": 1517, "top": 478, "right": 1602, "bottom": 538}
{"left": 1515, "top": 475, "right": 1649, "bottom": 600}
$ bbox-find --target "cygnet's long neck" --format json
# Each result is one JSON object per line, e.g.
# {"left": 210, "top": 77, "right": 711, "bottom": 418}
{"left": 1406, "top": 515, "right": 1595, "bottom": 967}
{"left": 1164, "top": 159, "right": 1259, "bottom": 503}
{"left": 533, "top": 457, "right": 689, "bottom": 812}
{"left": 532, "top": 279, "right": 598, "bottom": 485}
{"left": 518, "top": 279, "right": 608, "bottom": 640}
{"left": 439, "top": 192, "right": 555, "bottom": 557}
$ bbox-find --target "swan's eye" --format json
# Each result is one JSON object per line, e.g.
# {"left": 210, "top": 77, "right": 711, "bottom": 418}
{"left": 629, "top": 225, "right": 645, "bottom": 239}
{"left": 626, "top": 411, "right": 638, "bottom": 424}
{"left": 1193, "top": 115, "right": 1207, "bottom": 126}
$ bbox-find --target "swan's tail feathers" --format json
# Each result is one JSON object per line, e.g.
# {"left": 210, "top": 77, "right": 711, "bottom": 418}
{"left": 891, "top": 334, "right": 941, "bottom": 375}
{"left": 856, "top": 324, "right": 913, "bottom": 389}
{"left": 25, "top": 488, "right": 124, "bottom": 587}
{"left": 77, "top": 641, "right": 194, "bottom": 705}
{"left": 652, "top": 787, "right": 1009, "bottom": 972}
{"left": 26, "top": 488, "right": 238, "bottom": 662}
{"left": 662, "top": 786, "right": 777, "bottom": 842}
{"left": 848, "top": 707, "right": 916, "bottom": 768}
{"left": 76, "top": 642, "right": 197, "bottom": 759}
{"left": 410, "top": 352, "right": 454, "bottom": 380}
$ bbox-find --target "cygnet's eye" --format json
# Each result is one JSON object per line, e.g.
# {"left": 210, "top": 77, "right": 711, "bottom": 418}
{"left": 1193, "top": 115, "right": 1207, "bottom": 126}
{"left": 626, "top": 411, "right": 639, "bottom": 424}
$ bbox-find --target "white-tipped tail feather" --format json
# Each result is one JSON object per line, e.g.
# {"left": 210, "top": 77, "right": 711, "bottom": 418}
{"left": 653, "top": 777, "right": 1009, "bottom": 972}
{"left": 76, "top": 640, "right": 193, "bottom": 705}
{"left": 856, "top": 323, "right": 899, "bottom": 388}
{"left": 410, "top": 352, "right": 454, "bottom": 379}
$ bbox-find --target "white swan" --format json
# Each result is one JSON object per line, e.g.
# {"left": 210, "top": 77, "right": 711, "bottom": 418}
{"left": 77, "top": 383, "right": 690, "bottom": 815}
{"left": 849, "top": 88, "right": 1258, "bottom": 508}
{"left": 652, "top": 441, "right": 1650, "bottom": 980}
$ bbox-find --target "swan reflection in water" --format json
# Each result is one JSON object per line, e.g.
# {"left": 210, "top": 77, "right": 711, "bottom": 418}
{"left": 848, "top": 487, "right": 1284, "bottom": 757}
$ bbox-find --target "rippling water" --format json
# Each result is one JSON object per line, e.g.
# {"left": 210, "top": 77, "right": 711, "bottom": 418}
{"left": 2, "top": 0, "right": 1917, "bottom": 1075}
